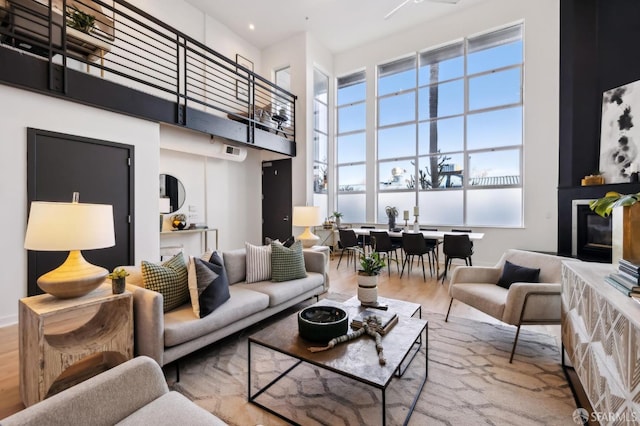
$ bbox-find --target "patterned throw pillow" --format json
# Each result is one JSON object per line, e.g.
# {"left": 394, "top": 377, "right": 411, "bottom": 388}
{"left": 245, "top": 242, "right": 272, "bottom": 283}
{"left": 271, "top": 240, "right": 307, "bottom": 282}
{"left": 142, "top": 253, "right": 189, "bottom": 312}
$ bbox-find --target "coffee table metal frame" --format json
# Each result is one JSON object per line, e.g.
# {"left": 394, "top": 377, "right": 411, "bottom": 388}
{"left": 247, "top": 298, "right": 428, "bottom": 426}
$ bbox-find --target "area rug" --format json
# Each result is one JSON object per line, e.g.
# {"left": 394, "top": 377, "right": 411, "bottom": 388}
{"left": 172, "top": 297, "right": 575, "bottom": 425}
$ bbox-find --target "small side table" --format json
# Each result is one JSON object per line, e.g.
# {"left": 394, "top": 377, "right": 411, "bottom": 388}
{"left": 19, "top": 283, "right": 133, "bottom": 406}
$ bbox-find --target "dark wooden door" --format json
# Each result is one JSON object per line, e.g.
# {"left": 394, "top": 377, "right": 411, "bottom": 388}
{"left": 262, "top": 159, "right": 292, "bottom": 243}
{"left": 27, "top": 128, "right": 134, "bottom": 296}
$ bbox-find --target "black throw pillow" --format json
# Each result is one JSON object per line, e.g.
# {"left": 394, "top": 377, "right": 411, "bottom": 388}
{"left": 283, "top": 235, "right": 296, "bottom": 248}
{"left": 194, "top": 252, "right": 230, "bottom": 317}
{"left": 497, "top": 260, "right": 541, "bottom": 289}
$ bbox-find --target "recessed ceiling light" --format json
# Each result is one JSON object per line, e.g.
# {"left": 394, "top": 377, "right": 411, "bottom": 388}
{"left": 249, "top": 23, "right": 255, "bottom": 30}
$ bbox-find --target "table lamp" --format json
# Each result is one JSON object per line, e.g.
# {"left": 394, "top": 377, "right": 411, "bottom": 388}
{"left": 24, "top": 193, "right": 115, "bottom": 298}
{"left": 293, "top": 206, "right": 322, "bottom": 248}
{"left": 159, "top": 197, "right": 171, "bottom": 231}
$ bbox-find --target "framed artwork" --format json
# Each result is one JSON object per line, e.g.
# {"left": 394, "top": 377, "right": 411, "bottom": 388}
{"left": 235, "top": 54, "right": 253, "bottom": 102}
{"left": 600, "top": 79, "right": 640, "bottom": 183}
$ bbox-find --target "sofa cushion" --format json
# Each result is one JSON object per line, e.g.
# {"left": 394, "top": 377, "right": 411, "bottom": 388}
{"left": 450, "top": 283, "right": 507, "bottom": 320}
{"left": 164, "top": 286, "right": 269, "bottom": 347}
{"left": 142, "top": 254, "right": 189, "bottom": 312}
{"left": 234, "top": 272, "right": 324, "bottom": 307}
{"left": 194, "top": 254, "right": 231, "bottom": 318}
{"left": 222, "top": 248, "right": 246, "bottom": 285}
{"left": 245, "top": 242, "right": 271, "bottom": 283}
{"left": 271, "top": 240, "right": 306, "bottom": 282}
{"left": 497, "top": 260, "right": 540, "bottom": 289}
{"left": 117, "top": 391, "right": 226, "bottom": 426}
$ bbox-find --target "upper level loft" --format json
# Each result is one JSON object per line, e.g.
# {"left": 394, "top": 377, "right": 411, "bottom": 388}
{"left": 0, "top": 0, "right": 297, "bottom": 156}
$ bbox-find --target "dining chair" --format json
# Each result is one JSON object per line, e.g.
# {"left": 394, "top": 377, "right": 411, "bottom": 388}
{"left": 369, "top": 231, "right": 401, "bottom": 275}
{"left": 441, "top": 234, "right": 474, "bottom": 283}
{"left": 360, "top": 225, "right": 376, "bottom": 254}
{"left": 420, "top": 227, "right": 440, "bottom": 269}
{"left": 451, "top": 228, "right": 474, "bottom": 249}
{"left": 337, "top": 229, "right": 361, "bottom": 270}
{"left": 400, "top": 232, "right": 433, "bottom": 281}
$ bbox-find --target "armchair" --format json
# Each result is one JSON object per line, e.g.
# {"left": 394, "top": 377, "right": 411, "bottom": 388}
{"left": 445, "top": 249, "right": 571, "bottom": 362}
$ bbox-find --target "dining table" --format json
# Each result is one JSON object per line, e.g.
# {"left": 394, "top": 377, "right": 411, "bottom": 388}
{"left": 350, "top": 227, "right": 485, "bottom": 277}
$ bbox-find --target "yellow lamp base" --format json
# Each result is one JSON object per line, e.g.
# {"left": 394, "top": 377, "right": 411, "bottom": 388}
{"left": 37, "top": 250, "right": 108, "bottom": 298}
{"left": 297, "top": 227, "right": 320, "bottom": 248}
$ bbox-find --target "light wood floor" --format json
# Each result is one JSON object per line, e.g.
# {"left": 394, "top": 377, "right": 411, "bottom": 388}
{"left": 0, "top": 256, "right": 561, "bottom": 419}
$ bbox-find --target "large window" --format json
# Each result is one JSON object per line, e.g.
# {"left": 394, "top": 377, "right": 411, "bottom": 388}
{"left": 336, "top": 71, "right": 366, "bottom": 223}
{"left": 313, "top": 69, "right": 329, "bottom": 219}
{"left": 376, "top": 24, "right": 523, "bottom": 226}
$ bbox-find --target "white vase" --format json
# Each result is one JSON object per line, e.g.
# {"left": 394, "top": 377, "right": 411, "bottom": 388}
{"left": 357, "top": 273, "right": 378, "bottom": 304}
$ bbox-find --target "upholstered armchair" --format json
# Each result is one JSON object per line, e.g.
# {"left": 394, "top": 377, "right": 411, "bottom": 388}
{"left": 445, "top": 249, "right": 571, "bottom": 362}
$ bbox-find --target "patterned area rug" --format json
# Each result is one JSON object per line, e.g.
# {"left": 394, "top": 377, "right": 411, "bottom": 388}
{"left": 172, "top": 296, "right": 575, "bottom": 425}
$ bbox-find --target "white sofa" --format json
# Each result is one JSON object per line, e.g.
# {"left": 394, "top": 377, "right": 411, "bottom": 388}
{"left": 125, "top": 247, "right": 329, "bottom": 368}
{"left": 1, "top": 356, "right": 226, "bottom": 425}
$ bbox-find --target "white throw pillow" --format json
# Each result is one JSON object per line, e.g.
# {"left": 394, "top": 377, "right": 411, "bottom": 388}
{"left": 245, "top": 242, "right": 272, "bottom": 283}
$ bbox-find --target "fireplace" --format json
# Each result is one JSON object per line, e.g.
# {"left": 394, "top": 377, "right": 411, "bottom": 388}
{"left": 571, "top": 200, "right": 612, "bottom": 263}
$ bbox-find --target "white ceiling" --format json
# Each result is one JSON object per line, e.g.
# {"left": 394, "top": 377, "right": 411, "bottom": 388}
{"left": 184, "top": 0, "right": 487, "bottom": 53}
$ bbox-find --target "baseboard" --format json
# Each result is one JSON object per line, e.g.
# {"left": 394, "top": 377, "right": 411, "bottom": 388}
{"left": 0, "top": 314, "right": 18, "bottom": 328}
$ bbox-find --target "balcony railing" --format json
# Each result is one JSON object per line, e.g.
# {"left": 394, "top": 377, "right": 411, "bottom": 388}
{"left": 0, "top": 0, "right": 296, "bottom": 153}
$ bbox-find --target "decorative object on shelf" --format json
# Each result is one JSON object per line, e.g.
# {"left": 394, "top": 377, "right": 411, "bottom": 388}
{"left": 599, "top": 79, "right": 640, "bottom": 184}
{"left": 332, "top": 211, "right": 343, "bottom": 228}
{"left": 385, "top": 206, "right": 398, "bottom": 231}
{"left": 357, "top": 251, "right": 386, "bottom": 305}
{"left": 590, "top": 191, "right": 640, "bottom": 264}
{"left": 107, "top": 267, "right": 129, "bottom": 294}
{"left": 581, "top": 173, "right": 604, "bottom": 186}
{"left": 67, "top": 4, "right": 96, "bottom": 33}
{"left": 413, "top": 206, "right": 420, "bottom": 232}
{"left": 171, "top": 213, "right": 187, "bottom": 230}
{"left": 403, "top": 210, "right": 409, "bottom": 229}
{"left": 293, "top": 206, "right": 322, "bottom": 248}
{"left": 298, "top": 306, "right": 348, "bottom": 342}
{"left": 23, "top": 192, "right": 115, "bottom": 298}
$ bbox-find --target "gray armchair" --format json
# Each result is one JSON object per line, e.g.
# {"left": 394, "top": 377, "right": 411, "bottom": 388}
{"left": 445, "top": 249, "right": 571, "bottom": 362}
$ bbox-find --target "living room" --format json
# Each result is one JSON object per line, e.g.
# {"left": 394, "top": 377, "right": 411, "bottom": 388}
{"left": 0, "top": 0, "right": 639, "bottom": 424}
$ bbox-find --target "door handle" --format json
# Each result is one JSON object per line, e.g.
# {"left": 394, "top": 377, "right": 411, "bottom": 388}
{"left": 283, "top": 216, "right": 289, "bottom": 221}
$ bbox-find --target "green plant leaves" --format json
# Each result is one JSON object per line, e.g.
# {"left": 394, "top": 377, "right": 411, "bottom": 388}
{"left": 590, "top": 192, "right": 640, "bottom": 217}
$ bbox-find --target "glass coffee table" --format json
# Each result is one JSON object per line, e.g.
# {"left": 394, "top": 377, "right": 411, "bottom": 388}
{"left": 248, "top": 296, "right": 427, "bottom": 425}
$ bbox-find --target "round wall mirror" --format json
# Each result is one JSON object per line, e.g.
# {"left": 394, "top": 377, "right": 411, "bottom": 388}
{"left": 159, "top": 174, "right": 186, "bottom": 214}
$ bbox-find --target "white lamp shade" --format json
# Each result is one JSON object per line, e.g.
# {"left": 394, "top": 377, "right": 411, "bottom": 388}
{"left": 293, "top": 206, "right": 322, "bottom": 227}
{"left": 24, "top": 201, "right": 115, "bottom": 251}
{"left": 159, "top": 197, "right": 171, "bottom": 213}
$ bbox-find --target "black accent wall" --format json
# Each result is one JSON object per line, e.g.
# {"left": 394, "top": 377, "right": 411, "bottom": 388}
{"left": 558, "top": 0, "right": 640, "bottom": 257}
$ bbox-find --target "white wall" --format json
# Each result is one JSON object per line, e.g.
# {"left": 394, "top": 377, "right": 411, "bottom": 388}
{"left": 333, "top": 0, "right": 560, "bottom": 265}
{"left": 0, "top": 85, "right": 159, "bottom": 326}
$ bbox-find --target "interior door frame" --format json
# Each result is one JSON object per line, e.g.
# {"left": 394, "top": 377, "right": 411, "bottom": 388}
{"left": 26, "top": 128, "right": 135, "bottom": 295}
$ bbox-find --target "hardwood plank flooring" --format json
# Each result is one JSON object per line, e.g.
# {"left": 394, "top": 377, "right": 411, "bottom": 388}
{"left": 0, "top": 257, "right": 561, "bottom": 419}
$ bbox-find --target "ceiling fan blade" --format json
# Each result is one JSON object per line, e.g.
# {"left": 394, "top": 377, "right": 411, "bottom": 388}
{"left": 384, "top": 0, "right": 411, "bottom": 20}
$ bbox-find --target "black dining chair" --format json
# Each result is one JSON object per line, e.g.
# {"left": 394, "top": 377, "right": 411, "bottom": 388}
{"left": 337, "top": 229, "right": 361, "bottom": 270}
{"left": 369, "top": 231, "right": 400, "bottom": 275}
{"left": 360, "top": 225, "right": 376, "bottom": 254}
{"left": 441, "top": 233, "right": 474, "bottom": 283}
{"left": 420, "top": 227, "right": 440, "bottom": 269}
{"left": 451, "top": 228, "right": 474, "bottom": 249}
{"left": 400, "top": 232, "right": 434, "bottom": 281}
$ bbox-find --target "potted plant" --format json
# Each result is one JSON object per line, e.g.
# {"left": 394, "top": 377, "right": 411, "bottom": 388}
{"left": 332, "top": 211, "right": 343, "bottom": 228}
{"left": 385, "top": 206, "right": 398, "bottom": 231}
{"left": 107, "top": 267, "right": 129, "bottom": 294}
{"left": 67, "top": 5, "right": 96, "bottom": 34}
{"left": 590, "top": 191, "right": 640, "bottom": 264}
{"left": 357, "top": 251, "right": 386, "bottom": 305}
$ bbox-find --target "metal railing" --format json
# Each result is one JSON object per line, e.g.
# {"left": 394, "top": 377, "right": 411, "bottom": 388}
{"left": 0, "top": 0, "right": 296, "bottom": 143}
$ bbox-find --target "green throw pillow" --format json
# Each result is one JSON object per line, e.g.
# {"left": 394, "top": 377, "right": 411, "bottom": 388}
{"left": 142, "top": 253, "right": 189, "bottom": 312}
{"left": 271, "top": 240, "right": 307, "bottom": 282}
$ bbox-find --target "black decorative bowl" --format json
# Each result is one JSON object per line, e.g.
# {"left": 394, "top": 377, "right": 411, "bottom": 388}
{"left": 298, "top": 306, "right": 348, "bottom": 342}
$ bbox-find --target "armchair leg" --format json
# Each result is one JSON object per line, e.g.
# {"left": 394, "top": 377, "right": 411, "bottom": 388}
{"left": 509, "top": 324, "right": 522, "bottom": 363}
{"left": 445, "top": 298, "right": 453, "bottom": 322}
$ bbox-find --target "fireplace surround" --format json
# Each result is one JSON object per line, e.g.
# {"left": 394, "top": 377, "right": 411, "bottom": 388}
{"left": 571, "top": 199, "right": 612, "bottom": 263}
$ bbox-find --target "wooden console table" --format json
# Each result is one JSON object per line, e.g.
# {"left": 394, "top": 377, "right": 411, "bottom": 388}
{"left": 19, "top": 284, "right": 133, "bottom": 406}
{"left": 561, "top": 261, "right": 640, "bottom": 422}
